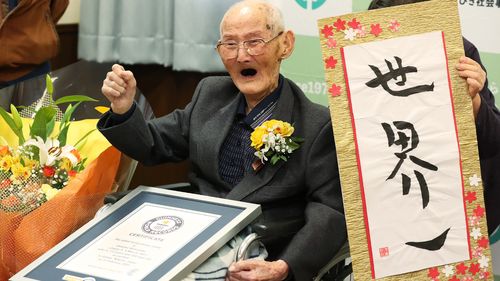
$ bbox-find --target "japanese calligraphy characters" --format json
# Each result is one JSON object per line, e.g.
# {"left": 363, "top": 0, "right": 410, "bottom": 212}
{"left": 366, "top": 56, "right": 435, "bottom": 97}
{"left": 381, "top": 121, "right": 438, "bottom": 209}
{"left": 341, "top": 31, "right": 470, "bottom": 278}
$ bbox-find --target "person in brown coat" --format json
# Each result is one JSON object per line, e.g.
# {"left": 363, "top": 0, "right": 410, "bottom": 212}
{"left": 0, "top": 0, "right": 69, "bottom": 88}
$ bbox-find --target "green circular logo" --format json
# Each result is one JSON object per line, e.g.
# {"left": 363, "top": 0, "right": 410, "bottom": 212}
{"left": 295, "top": 0, "right": 327, "bottom": 10}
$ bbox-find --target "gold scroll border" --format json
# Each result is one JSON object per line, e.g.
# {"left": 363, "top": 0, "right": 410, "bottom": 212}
{"left": 317, "top": 0, "right": 493, "bottom": 280}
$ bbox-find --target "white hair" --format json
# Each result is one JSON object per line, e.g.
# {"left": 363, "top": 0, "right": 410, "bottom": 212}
{"left": 220, "top": 0, "right": 285, "bottom": 37}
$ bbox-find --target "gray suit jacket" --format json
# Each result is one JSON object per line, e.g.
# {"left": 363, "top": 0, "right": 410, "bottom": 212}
{"left": 98, "top": 76, "right": 347, "bottom": 280}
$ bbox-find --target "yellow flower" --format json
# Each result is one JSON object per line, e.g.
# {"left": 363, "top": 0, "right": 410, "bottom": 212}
{"left": 250, "top": 126, "right": 267, "bottom": 149}
{"left": 262, "top": 119, "right": 280, "bottom": 130}
{"left": 262, "top": 120, "right": 294, "bottom": 137}
{"left": 277, "top": 121, "right": 294, "bottom": 137}
{"left": 10, "top": 155, "right": 21, "bottom": 165}
{"left": 60, "top": 157, "right": 73, "bottom": 172}
{"left": 41, "top": 184, "right": 60, "bottom": 201}
{"left": 10, "top": 163, "right": 31, "bottom": 180}
{"left": 22, "top": 157, "right": 38, "bottom": 170}
{"left": 0, "top": 155, "right": 14, "bottom": 171}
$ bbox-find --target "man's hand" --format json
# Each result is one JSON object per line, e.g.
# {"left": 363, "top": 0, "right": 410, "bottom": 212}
{"left": 225, "top": 259, "right": 289, "bottom": 281}
{"left": 101, "top": 64, "right": 137, "bottom": 114}
{"left": 456, "top": 56, "right": 485, "bottom": 119}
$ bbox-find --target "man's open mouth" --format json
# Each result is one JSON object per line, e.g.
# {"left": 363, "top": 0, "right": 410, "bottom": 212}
{"left": 241, "top": 68, "right": 257, "bottom": 77}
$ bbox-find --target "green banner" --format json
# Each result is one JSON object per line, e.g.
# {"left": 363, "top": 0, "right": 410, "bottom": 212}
{"left": 280, "top": 0, "right": 500, "bottom": 109}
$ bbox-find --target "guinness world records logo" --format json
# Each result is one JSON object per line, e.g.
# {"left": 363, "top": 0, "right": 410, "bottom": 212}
{"left": 142, "top": 216, "right": 183, "bottom": 235}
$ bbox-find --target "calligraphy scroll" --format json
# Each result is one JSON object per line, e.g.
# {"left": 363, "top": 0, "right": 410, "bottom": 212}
{"left": 318, "top": 0, "right": 493, "bottom": 280}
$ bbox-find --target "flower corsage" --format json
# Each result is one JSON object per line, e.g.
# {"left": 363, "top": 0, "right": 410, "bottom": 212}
{"left": 250, "top": 119, "right": 303, "bottom": 166}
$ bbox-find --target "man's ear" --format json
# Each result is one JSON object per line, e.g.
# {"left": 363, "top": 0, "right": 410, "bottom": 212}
{"left": 281, "top": 30, "right": 295, "bottom": 59}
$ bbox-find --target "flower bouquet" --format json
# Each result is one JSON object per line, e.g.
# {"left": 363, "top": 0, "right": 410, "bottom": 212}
{"left": 0, "top": 75, "right": 121, "bottom": 279}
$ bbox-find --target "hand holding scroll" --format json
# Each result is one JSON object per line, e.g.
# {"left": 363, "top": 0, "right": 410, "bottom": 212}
{"left": 456, "top": 56, "right": 486, "bottom": 119}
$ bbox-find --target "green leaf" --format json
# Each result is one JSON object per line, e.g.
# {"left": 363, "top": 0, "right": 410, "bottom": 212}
{"left": 74, "top": 129, "right": 96, "bottom": 149}
{"left": 58, "top": 124, "right": 70, "bottom": 146}
{"left": 46, "top": 74, "right": 53, "bottom": 95}
{"left": 0, "top": 106, "right": 25, "bottom": 145}
{"left": 55, "top": 95, "right": 98, "bottom": 105}
{"left": 9, "top": 104, "right": 23, "bottom": 131}
{"left": 59, "top": 103, "right": 73, "bottom": 132}
{"left": 30, "top": 107, "right": 57, "bottom": 141}
{"left": 271, "top": 154, "right": 280, "bottom": 165}
{"left": 46, "top": 115, "right": 56, "bottom": 138}
{"left": 61, "top": 103, "right": 74, "bottom": 124}
{"left": 74, "top": 158, "right": 87, "bottom": 172}
{"left": 288, "top": 141, "right": 300, "bottom": 150}
{"left": 265, "top": 150, "right": 274, "bottom": 158}
{"left": 58, "top": 102, "right": 80, "bottom": 146}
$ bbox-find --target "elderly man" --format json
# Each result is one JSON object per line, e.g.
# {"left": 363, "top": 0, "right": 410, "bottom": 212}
{"left": 98, "top": 0, "right": 347, "bottom": 280}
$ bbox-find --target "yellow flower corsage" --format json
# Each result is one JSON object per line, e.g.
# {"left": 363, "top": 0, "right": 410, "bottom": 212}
{"left": 250, "top": 119, "right": 303, "bottom": 165}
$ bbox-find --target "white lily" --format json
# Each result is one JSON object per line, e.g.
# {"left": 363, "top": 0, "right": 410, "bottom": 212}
{"left": 23, "top": 137, "right": 79, "bottom": 166}
{"left": 60, "top": 145, "right": 80, "bottom": 165}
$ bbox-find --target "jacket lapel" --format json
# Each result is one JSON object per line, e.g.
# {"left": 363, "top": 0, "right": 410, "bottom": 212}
{"left": 226, "top": 79, "right": 296, "bottom": 201}
{"left": 198, "top": 93, "right": 241, "bottom": 185}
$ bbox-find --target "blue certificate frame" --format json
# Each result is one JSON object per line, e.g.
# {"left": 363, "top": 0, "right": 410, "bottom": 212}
{"left": 11, "top": 186, "right": 261, "bottom": 281}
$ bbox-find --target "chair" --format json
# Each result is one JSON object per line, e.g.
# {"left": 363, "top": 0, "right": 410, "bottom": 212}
{"left": 234, "top": 222, "right": 352, "bottom": 281}
{"left": 99, "top": 183, "right": 353, "bottom": 281}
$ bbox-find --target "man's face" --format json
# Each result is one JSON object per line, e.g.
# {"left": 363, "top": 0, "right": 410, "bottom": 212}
{"left": 219, "top": 5, "right": 283, "bottom": 100}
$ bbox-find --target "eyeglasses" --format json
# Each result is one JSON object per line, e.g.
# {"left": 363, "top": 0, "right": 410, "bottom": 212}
{"left": 216, "top": 31, "right": 284, "bottom": 59}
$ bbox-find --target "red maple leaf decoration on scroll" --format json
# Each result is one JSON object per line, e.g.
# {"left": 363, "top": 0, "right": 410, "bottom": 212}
{"left": 347, "top": 18, "right": 361, "bottom": 29}
{"left": 464, "top": 191, "right": 477, "bottom": 203}
{"left": 325, "top": 56, "right": 338, "bottom": 69}
{"left": 468, "top": 263, "right": 480, "bottom": 275}
{"left": 477, "top": 236, "right": 489, "bottom": 249}
{"left": 473, "top": 205, "right": 485, "bottom": 218}
{"left": 329, "top": 83, "right": 342, "bottom": 97}
{"left": 370, "top": 23, "right": 383, "bottom": 36}
{"left": 321, "top": 25, "right": 334, "bottom": 38}
{"left": 333, "top": 18, "right": 346, "bottom": 31}
{"left": 428, "top": 267, "right": 439, "bottom": 279}
{"left": 456, "top": 263, "right": 468, "bottom": 275}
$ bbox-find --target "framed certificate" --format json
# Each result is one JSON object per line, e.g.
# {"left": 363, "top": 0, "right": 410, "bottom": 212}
{"left": 11, "top": 186, "right": 261, "bottom": 281}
